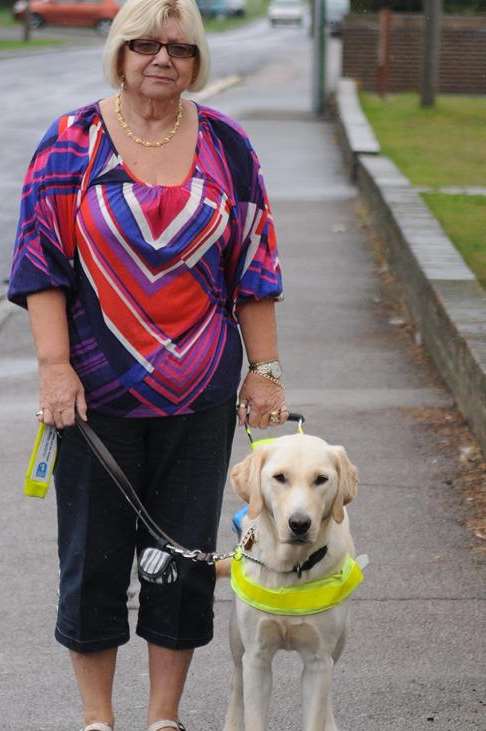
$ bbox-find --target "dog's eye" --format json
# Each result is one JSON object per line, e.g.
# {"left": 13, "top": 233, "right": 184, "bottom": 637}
{"left": 315, "top": 475, "right": 329, "bottom": 485}
{"left": 273, "top": 473, "right": 287, "bottom": 483}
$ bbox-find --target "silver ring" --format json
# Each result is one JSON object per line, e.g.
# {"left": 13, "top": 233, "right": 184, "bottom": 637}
{"left": 35, "top": 409, "right": 44, "bottom": 418}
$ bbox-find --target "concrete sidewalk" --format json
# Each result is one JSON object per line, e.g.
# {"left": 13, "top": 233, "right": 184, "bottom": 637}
{"left": 1, "top": 40, "right": 485, "bottom": 731}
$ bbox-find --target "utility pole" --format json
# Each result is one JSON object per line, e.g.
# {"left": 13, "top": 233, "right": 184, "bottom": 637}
{"left": 421, "top": 0, "right": 442, "bottom": 107}
{"left": 376, "top": 7, "right": 392, "bottom": 98}
{"left": 312, "top": 0, "right": 327, "bottom": 114}
{"left": 23, "top": 0, "right": 32, "bottom": 42}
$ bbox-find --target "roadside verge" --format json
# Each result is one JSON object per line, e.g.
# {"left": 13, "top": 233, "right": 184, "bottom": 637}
{"left": 335, "top": 78, "right": 486, "bottom": 456}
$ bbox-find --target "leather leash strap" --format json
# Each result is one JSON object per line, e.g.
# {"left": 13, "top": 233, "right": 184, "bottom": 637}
{"left": 75, "top": 414, "right": 188, "bottom": 553}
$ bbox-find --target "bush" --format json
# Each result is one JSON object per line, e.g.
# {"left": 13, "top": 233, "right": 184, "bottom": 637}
{"left": 350, "top": 1, "right": 486, "bottom": 12}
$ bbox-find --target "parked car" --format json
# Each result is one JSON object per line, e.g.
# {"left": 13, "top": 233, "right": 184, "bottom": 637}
{"left": 268, "top": 0, "right": 305, "bottom": 26}
{"left": 326, "top": 0, "right": 350, "bottom": 35}
{"left": 12, "top": 0, "right": 124, "bottom": 34}
{"left": 196, "top": 0, "right": 246, "bottom": 18}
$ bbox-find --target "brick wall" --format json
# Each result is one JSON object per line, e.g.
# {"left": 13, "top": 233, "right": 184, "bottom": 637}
{"left": 342, "top": 14, "right": 486, "bottom": 94}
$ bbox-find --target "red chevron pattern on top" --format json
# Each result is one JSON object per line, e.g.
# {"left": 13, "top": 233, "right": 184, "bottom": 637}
{"left": 9, "top": 103, "right": 283, "bottom": 417}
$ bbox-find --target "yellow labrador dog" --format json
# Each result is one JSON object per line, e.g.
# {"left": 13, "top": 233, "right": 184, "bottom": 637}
{"left": 222, "top": 434, "right": 361, "bottom": 731}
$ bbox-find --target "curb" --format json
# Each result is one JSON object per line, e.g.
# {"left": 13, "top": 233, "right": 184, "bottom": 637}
{"left": 333, "top": 78, "right": 380, "bottom": 180}
{"left": 192, "top": 74, "right": 241, "bottom": 102}
{"left": 335, "top": 78, "right": 486, "bottom": 456}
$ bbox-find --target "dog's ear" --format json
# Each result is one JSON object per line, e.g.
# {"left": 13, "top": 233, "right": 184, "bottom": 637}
{"left": 230, "top": 448, "right": 267, "bottom": 518}
{"left": 331, "top": 446, "right": 359, "bottom": 524}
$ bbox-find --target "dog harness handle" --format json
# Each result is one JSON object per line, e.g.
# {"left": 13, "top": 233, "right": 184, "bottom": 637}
{"left": 245, "top": 412, "right": 305, "bottom": 447}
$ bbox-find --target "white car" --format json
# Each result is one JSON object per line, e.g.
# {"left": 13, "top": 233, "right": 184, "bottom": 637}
{"left": 268, "top": 0, "right": 305, "bottom": 27}
{"left": 326, "top": 0, "right": 350, "bottom": 35}
{"left": 226, "top": 0, "right": 245, "bottom": 15}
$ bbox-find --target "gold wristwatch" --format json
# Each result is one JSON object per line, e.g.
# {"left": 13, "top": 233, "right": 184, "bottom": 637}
{"left": 248, "top": 359, "right": 283, "bottom": 385}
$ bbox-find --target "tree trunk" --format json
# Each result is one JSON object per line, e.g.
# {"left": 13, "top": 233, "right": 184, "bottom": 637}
{"left": 421, "top": 0, "right": 442, "bottom": 107}
{"left": 23, "top": 2, "right": 32, "bottom": 42}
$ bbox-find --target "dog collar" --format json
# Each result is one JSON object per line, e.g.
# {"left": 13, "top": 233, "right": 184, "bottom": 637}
{"left": 231, "top": 552, "right": 366, "bottom": 616}
{"left": 295, "top": 544, "right": 328, "bottom": 577}
{"left": 240, "top": 542, "right": 329, "bottom": 578}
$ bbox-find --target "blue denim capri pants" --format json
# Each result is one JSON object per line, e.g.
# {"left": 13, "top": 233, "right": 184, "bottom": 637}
{"left": 54, "top": 398, "right": 236, "bottom": 653}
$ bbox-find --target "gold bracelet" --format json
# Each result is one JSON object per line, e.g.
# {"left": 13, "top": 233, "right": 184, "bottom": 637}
{"left": 249, "top": 371, "right": 283, "bottom": 387}
{"left": 248, "top": 359, "right": 282, "bottom": 382}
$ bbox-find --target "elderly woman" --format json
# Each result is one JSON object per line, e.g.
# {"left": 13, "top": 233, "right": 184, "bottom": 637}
{"left": 8, "top": 0, "right": 285, "bottom": 729}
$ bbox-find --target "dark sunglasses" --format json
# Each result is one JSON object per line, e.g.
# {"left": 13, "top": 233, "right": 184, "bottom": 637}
{"left": 127, "top": 38, "right": 198, "bottom": 58}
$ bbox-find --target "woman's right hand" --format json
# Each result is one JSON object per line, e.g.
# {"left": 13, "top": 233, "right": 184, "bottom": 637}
{"left": 38, "top": 362, "right": 87, "bottom": 429}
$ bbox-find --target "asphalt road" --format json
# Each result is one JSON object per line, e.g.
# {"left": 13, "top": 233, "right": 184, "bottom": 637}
{"left": 0, "top": 18, "right": 321, "bottom": 284}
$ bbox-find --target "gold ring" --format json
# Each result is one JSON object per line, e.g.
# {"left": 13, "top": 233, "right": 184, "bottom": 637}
{"left": 269, "top": 411, "right": 280, "bottom": 424}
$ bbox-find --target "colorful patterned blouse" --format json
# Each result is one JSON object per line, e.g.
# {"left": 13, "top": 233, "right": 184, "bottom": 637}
{"left": 8, "top": 103, "right": 282, "bottom": 417}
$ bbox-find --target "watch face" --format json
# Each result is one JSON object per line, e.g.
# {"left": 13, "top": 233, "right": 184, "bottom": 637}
{"left": 270, "top": 362, "right": 282, "bottom": 379}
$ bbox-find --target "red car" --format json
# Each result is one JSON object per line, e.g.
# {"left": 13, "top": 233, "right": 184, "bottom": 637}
{"left": 13, "top": 0, "right": 124, "bottom": 34}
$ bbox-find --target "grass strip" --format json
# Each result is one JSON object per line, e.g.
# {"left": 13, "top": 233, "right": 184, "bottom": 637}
{"left": 360, "top": 93, "right": 486, "bottom": 188}
{"left": 422, "top": 194, "right": 486, "bottom": 289}
{"left": 0, "top": 9, "right": 16, "bottom": 27}
{"left": 0, "top": 39, "right": 64, "bottom": 49}
{"left": 203, "top": 0, "right": 269, "bottom": 32}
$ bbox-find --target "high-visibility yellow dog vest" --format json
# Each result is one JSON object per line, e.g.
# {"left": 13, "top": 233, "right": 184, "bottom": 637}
{"left": 231, "top": 552, "right": 364, "bottom": 616}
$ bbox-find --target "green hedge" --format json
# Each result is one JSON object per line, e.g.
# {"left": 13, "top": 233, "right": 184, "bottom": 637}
{"left": 350, "top": 1, "right": 486, "bottom": 12}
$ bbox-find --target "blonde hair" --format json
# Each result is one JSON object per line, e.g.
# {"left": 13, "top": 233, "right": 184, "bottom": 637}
{"left": 103, "top": 0, "right": 210, "bottom": 92}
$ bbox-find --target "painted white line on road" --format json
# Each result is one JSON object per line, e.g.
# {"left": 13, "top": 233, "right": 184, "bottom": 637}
{"left": 191, "top": 75, "right": 241, "bottom": 101}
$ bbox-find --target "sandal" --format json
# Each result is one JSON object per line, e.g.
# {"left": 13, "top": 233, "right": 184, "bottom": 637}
{"left": 148, "top": 722, "right": 186, "bottom": 731}
{"left": 82, "top": 724, "right": 113, "bottom": 731}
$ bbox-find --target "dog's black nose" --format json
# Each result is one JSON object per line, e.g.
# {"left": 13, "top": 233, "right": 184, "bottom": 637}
{"left": 288, "top": 514, "right": 311, "bottom": 536}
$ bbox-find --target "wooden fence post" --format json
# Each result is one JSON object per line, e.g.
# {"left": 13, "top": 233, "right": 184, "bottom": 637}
{"left": 421, "top": 0, "right": 442, "bottom": 107}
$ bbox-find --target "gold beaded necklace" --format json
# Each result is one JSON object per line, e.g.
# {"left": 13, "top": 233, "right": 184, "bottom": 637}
{"left": 115, "top": 92, "right": 184, "bottom": 148}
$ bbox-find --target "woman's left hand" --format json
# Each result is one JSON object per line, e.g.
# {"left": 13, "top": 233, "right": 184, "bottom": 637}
{"left": 237, "top": 372, "right": 288, "bottom": 429}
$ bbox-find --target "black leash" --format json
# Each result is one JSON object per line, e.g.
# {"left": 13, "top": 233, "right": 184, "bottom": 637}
{"left": 75, "top": 411, "right": 306, "bottom": 570}
{"left": 75, "top": 414, "right": 215, "bottom": 564}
